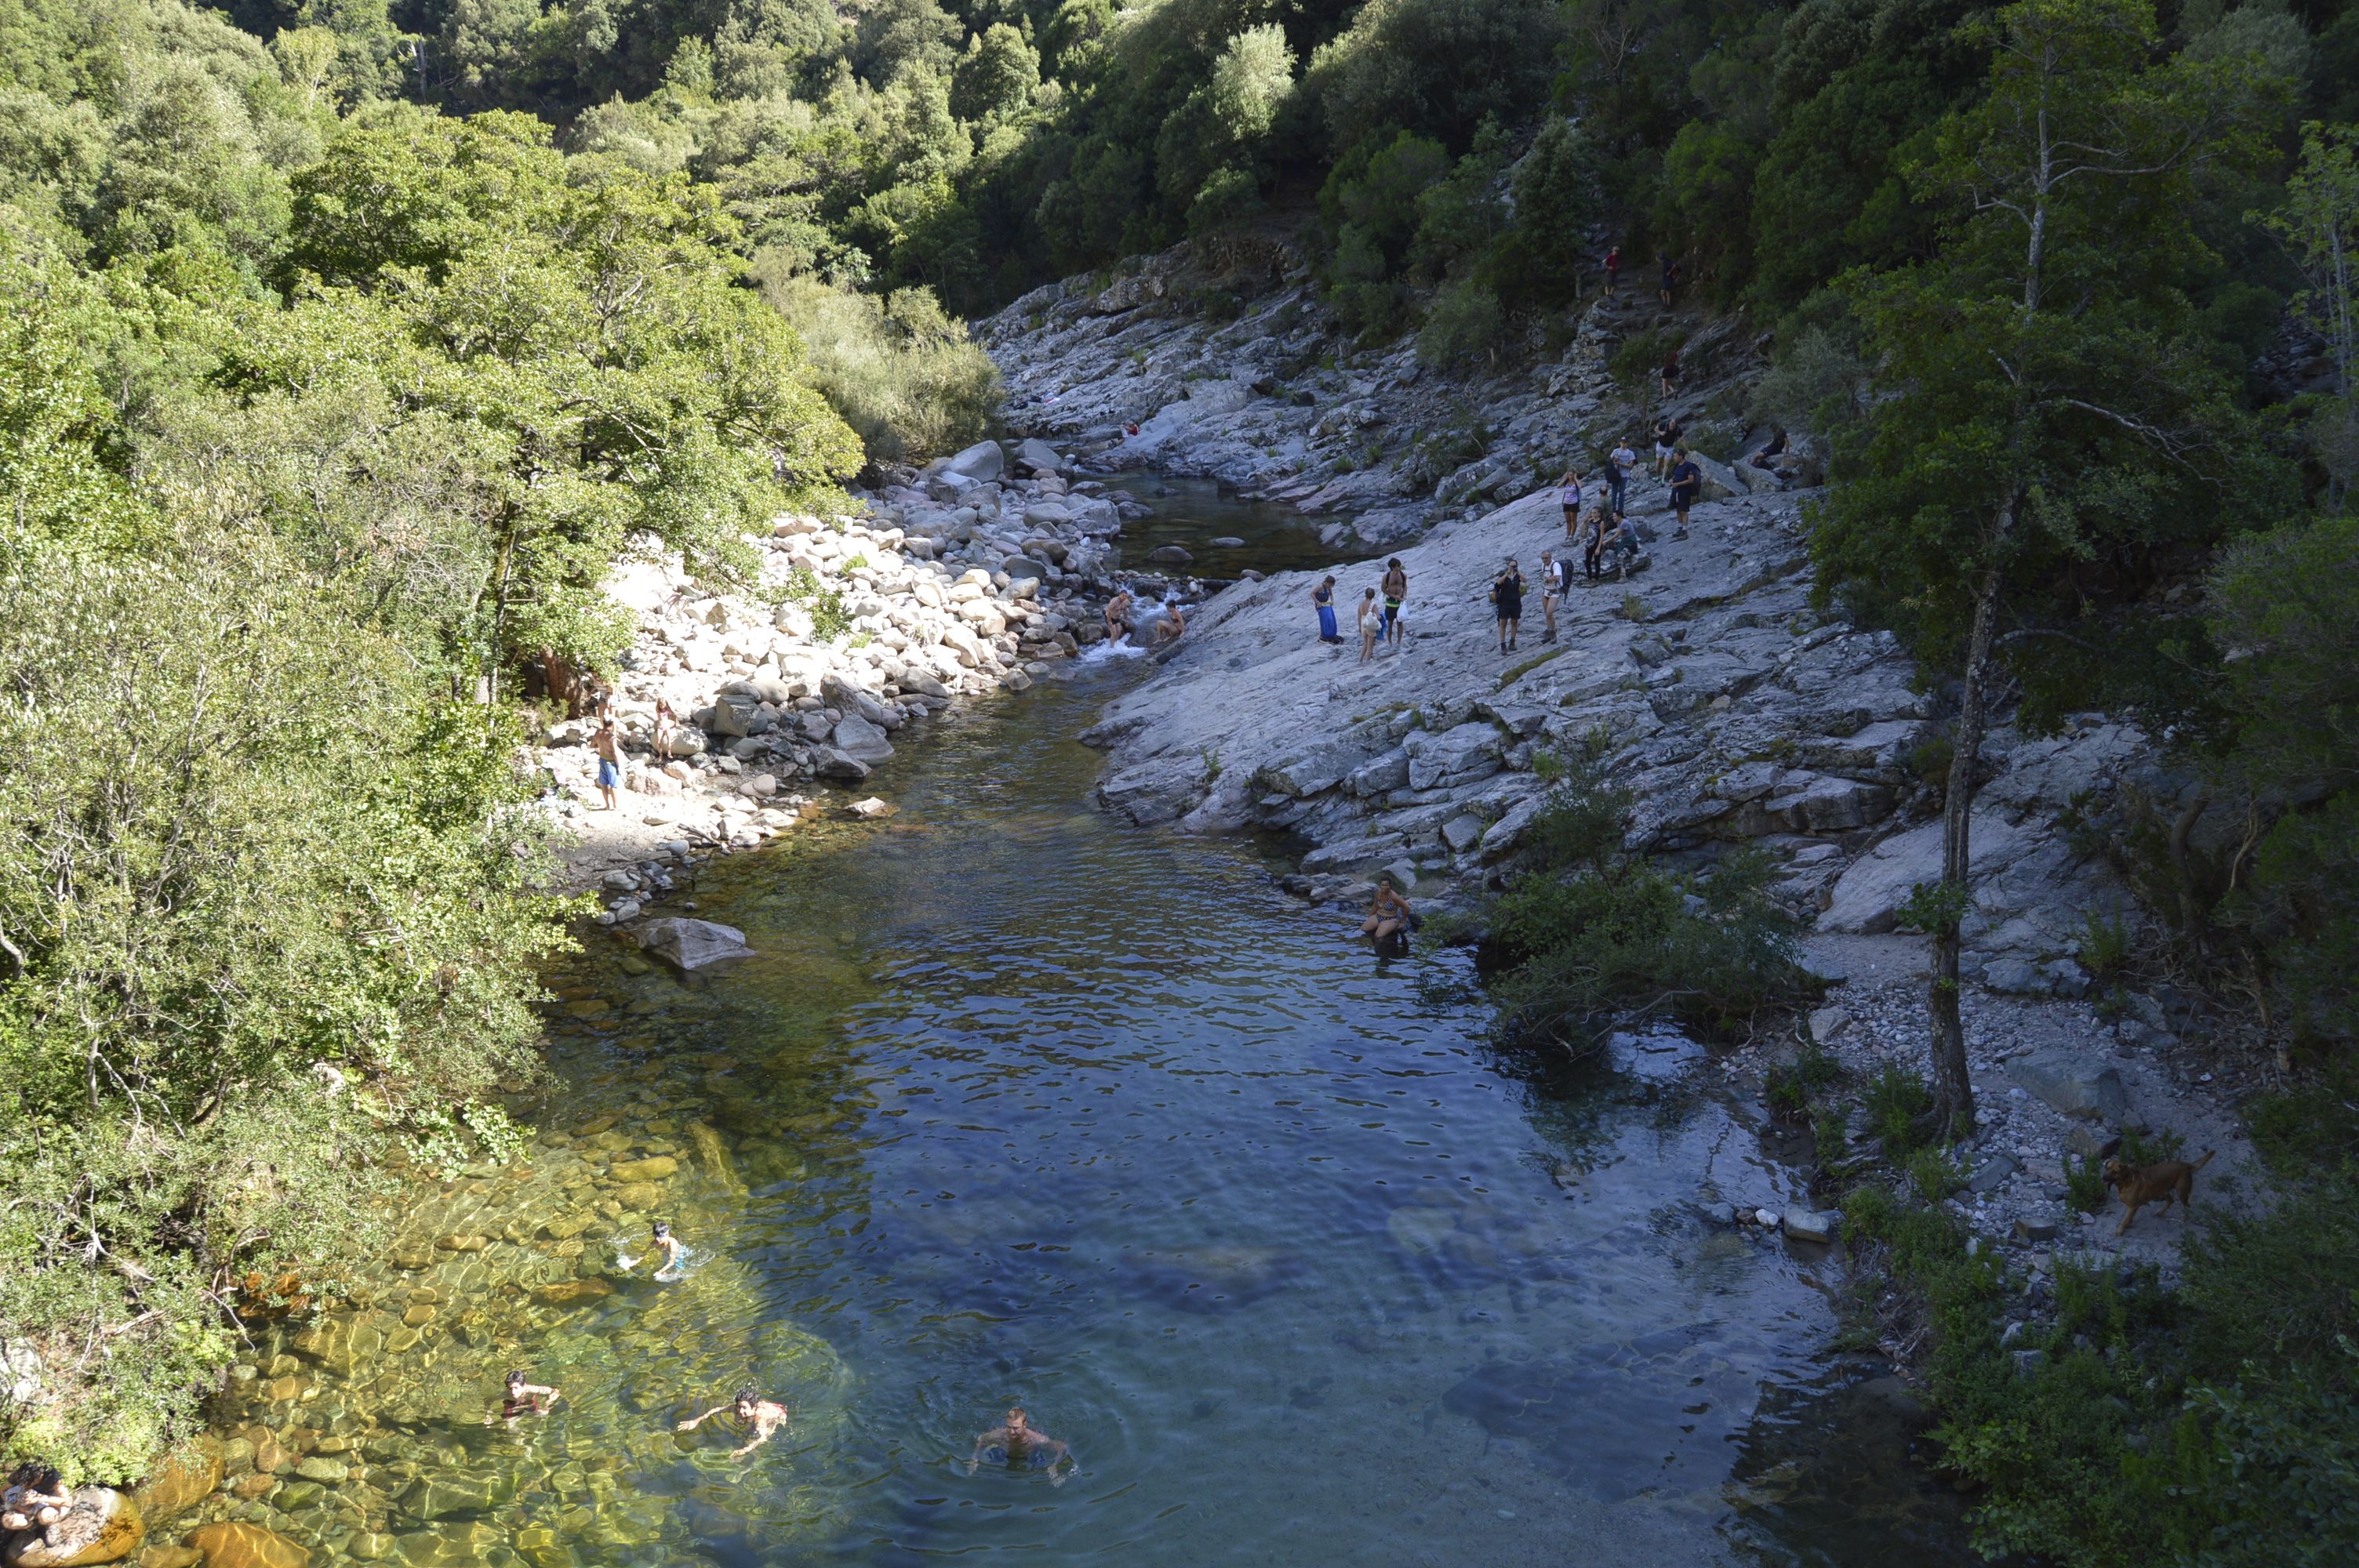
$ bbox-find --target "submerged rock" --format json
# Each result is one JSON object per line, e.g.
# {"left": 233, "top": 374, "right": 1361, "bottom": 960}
{"left": 181, "top": 1522, "right": 308, "bottom": 1568}
{"left": 634, "top": 917, "right": 754, "bottom": 972}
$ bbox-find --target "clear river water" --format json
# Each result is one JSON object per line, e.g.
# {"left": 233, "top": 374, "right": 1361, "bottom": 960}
{"left": 193, "top": 517, "right": 1985, "bottom": 1568}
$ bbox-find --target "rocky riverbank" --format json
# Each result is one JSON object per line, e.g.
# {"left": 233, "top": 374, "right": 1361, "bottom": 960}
{"left": 983, "top": 245, "right": 2266, "bottom": 1285}
{"left": 540, "top": 441, "right": 1148, "bottom": 908}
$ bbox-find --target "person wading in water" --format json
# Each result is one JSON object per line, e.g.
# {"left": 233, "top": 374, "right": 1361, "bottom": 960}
{"left": 968, "top": 1407, "right": 1077, "bottom": 1486}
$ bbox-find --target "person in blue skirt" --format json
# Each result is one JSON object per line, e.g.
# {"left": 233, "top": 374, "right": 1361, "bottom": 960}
{"left": 1311, "top": 575, "right": 1342, "bottom": 644}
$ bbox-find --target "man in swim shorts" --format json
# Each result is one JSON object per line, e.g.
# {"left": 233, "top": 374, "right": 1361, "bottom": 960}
{"left": 592, "top": 719, "right": 622, "bottom": 811}
{"left": 493, "top": 1369, "right": 562, "bottom": 1426}
{"left": 680, "top": 1387, "right": 791, "bottom": 1459}
{"left": 1103, "top": 588, "right": 1134, "bottom": 647}
{"left": 1379, "top": 558, "right": 1408, "bottom": 649}
{"left": 969, "top": 1407, "right": 1076, "bottom": 1486}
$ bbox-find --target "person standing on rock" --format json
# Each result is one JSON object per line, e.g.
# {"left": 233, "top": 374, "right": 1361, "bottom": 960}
{"left": 592, "top": 719, "right": 623, "bottom": 811}
{"left": 1667, "top": 447, "right": 1702, "bottom": 540}
{"left": 1103, "top": 588, "right": 1134, "bottom": 648}
{"left": 1491, "top": 558, "right": 1526, "bottom": 655}
{"left": 1604, "top": 245, "right": 1621, "bottom": 298}
{"left": 1659, "top": 253, "right": 1678, "bottom": 306}
{"left": 1580, "top": 504, "right": 1608, "bottom": 581}
{"left": 1652, "top": 415, "right": 1681, "bottom": 481}
{"left": 680, "top": 1387, "right": 791, "bottom": 1460}
{"left": 1539, "top": 550, "right": 1572, "bottom": 641}
{"left": 1556, "top": 467, "right": 1586, "bottom": 539}
{"left": 1659, "top": 346, "right": 1681, "bottom": 400}
{"left": 1608, "top": 439, "right": 1637, "bottom": 515}
{"left": 652, "top": 698, "right": 677, "bottom": 760}
{"left": 1380, "top": 559, "right": 1408, "bottom": 650}
{"left": 1357, "top": 586, "right": 1382, "bottom": 664}
{"left": 1312, "top": 575, "right": 1342, "bottom": 646}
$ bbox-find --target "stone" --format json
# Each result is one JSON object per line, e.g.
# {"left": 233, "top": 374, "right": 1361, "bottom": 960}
{"left": 133, "top": 1439, "right": 222, "bottom": 1524}
{"left": 1983, "top": 958, "right": 2047, "bottom": 995}
{"left": 830, "top": 713, "right": 896, "bottom": 765}
{"left": 614, "top": 1181, "right": 666, "bottom": 1211}
{"left": 1806, "top": 1007, "right": 1851, "bottom": 1044}
{"left": 848, "top": 797, "right": 895, "bottom": 818}
{"left": 1781, "top": 1210, "right": 1837, "bottom": 1243}
{"left": 1440, "top": 813, "right": 1486, "bottom": 853}
{"left": 811, "top": 746, "right": 871, "bottom": 782}
{"left": 1966, "top": 1152, "right": 2021, "bottom": 1194}
{"left": 1350, "top": 750, "right": 1409, "bottom": 800}
{"left": 137, "top": 1550, "right": 199, "bottom": 1568}
{"left": 1754, "top": 1208, "right": 1781, "bottom": 1230}
{"left": 942, "top": 440, "right": 1005, "bottom": 482}
{"left": 1148, "top": 545, "right": 1194, "bottom": 565}
{"left": 532, "top": 1278, "right": 615, "bottom": 1305}
{"left": 634, "top": 917, "right": 754, "bottom": 973}
{"left": 1016, "top": 437, "right": 1063, "bottom": 475}
{"left": 180, "top": 1523, "right": 309, "bottom": 1568}
{"left": 2010, "top": 1348, "right": 2047, "bottom": 1379}
{"left": 341, "top": 1539, "right": 393, "bottom": 1563}
{"left": 290, "top": 1457, "right": 346, "bottom": 1485}
{"left": 9, "top": 1489, "right": 142, "bottom": 1566}
{"left": 227, "top": 1475, "right": 274, "bottom": 1502}
{"left": 1699, "top": 1201, "right": 1737, "bottom": 1226}
{"left": 1819, "top": 813, "right": 2032, "bottom": 934}
{"left": 2013, "top": 1216, "right": 2059, "bottom": 1243}
{"left": 609, "top": 1156, "right": 678, "bottom": 1183}
{"left": 706, "top": 693, "right": 758, "bottom": 739}
{"left": 2007, "top": 1050, "right": 2128, "bottom": 1123}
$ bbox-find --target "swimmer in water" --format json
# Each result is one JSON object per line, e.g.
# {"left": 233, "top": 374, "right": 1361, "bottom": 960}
{"left": 490, "top": 1369, "right": 562, "bottom": 1426}
{"left": 678, "top": 1386, "right": 790, "bottom": 1459}
{"left": 622, "top": 1219, "right": 687, "bottom": 1278}
{"left": 968, "top": 1406, "right": 1076, "bottom": 1486}
{"left": 1103, "top": 589, "right": 1134, "bottom": 647}
{"left": 2, "top": 1466, "right": 68, "bottom": 1532}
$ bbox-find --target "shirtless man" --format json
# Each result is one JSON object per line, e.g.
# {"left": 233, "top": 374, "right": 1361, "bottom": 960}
{"left": 591, "top": 718, "right": 623, "bottom": 811}
{"left": 1379, "top": 558, "right": 1408, "bottom": 649}
{"left": 678, "top": 1387, "right": 790, "bottom": 1459}
{"left": 968, "top": 1406, "right": 1075, "bottom": 1486}
{"left": 1151, "top": 599, "right": 1186, "bottom": 645}
{"left": 624, "top": 1219, "right": 686, "bottom": 1279}
{"left": 1103, "top": 588, "right": 1134, "bottom": 647}
{"left": 491, "top": 1369, "right": 562, "bottom": 1426}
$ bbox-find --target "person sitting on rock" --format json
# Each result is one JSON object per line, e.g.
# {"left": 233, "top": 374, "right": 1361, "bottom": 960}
{"left": 1362, "top": 882, "right": 1416, "bottom": 953}
{"left": 1103, "top": 589, "right": 1134, "bottom": 647}
{"left": 2, "top": 1467, "right": 68, "bottom": 1533}
{"left": 493, "top": 1370, "right": 562, "bottom": 1425}
{"left": 1151, "top": 599, "right": 1187, "bottom": 645}
{"left": 1602, "top": 514, "right": 1641, "bottom": 579}
{"left": 679, "top": 1386, "right": 791, "bottom": 1459}
{"left": 968, "top": 1407, "right": 1076, "bottom": 1486}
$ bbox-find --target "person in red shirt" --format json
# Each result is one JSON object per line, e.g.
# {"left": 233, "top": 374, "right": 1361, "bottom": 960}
{"left": 1604, "top": 245, "right": 1621, "bottom": 298}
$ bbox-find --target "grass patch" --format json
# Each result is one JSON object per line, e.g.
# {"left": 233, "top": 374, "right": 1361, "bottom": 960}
{"left": 1498, "top": 647, "right": 1566, "bottom": 688}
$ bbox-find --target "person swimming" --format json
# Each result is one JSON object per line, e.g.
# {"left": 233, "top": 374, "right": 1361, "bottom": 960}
{"left": 620, "top": 1219, "right": 689, "bottom": 1279}
{"left": 968, "top": 1406, "right": 1075, "bottom": 1487}
{"left": 491, "top": 1369, "right": 562, "bottom": 1425}
{"left": 678, "top": 1386, "right": 790, "bottom": 1459}
{"left": 2, "top": 1466, "right": 68, "bottom": 1532}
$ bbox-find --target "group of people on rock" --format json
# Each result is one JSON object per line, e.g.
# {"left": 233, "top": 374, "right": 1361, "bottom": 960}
{"left": 1101, "top": 586, "right": 1185, "bottom": 650}
{"left": 491, "top": 1220, "right": 1078, "bottom": 1484}
{"left": 1309, "top": 556, "right": 1413, "bottom": 664}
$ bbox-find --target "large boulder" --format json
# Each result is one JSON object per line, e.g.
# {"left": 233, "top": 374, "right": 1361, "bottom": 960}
{"left": 942, "top": 441, "right": 1005, "bottom": 483}
{"left": 2007, "top": 1050, "right": 2128, "bottom": 1124}
{"left": 1017, "top": 437, "right": 1064, "bottom": 476}
{"left": 634, "top": 917, "right": 754, "bottom": 973}
{"left": 705, "top": 692, "right": 759, "bottom": 739}
{"left": 829, "top": 713, "right": 896, "bottom": 765}
{"left": 6, "top": 1489, "right": 141, "bottom": 1566}
{"left": 810, "top": 747, "right": 871, "bottom": 782}
{"left": 1819, "top": 813, "right": 2032, "bottom": 935}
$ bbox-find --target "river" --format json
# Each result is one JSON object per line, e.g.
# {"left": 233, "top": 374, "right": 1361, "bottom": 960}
{"left": 187, "top": 521, "right": 1982, "bottom": 1568}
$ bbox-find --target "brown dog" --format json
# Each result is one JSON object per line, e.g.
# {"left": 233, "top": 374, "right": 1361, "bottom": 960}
{"left": 2102, "top": 1148, "right": 2215, "bottom": 1235}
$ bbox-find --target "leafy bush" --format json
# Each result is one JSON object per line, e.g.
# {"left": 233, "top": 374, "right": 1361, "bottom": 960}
{"left": 1474, "top": 739, "right": 1812, "bottom": 1054}
{"left": 759, "top": 267, "right": 1001, "bottom": 467}
{"left": 1415, "top": 275, "right": 1504, "bottom": 368}
{"left": 1863, "top": 1063, "right": 1934, "bottom": 1152}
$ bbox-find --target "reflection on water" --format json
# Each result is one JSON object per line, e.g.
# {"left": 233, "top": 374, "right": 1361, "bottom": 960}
{"left": 195, "top": 667, "right": 1979, "bottom": 1567}
{"left": 1097, "top": 473, "right": 1346, "bottom": 578}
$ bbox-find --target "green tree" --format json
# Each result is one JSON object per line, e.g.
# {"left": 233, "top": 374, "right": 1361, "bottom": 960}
{"left": 951, "top": 22, "right": 1041, "bottom": 124}
{"left": 1809, "top": 0, "right": 2282, "bottom": 1138}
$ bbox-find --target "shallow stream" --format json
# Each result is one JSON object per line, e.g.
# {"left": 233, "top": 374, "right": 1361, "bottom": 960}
{"left": 196, "top": 542, "right": 1982, "bottom": 1567}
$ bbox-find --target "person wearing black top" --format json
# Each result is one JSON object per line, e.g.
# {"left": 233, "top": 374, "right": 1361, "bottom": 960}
{"left": 1667, "top": 446, "right": 1702, "bottom": 539}
{"left": 1491, "top": 558, "right": 1526, "bottom": 654}
{"left": 1659, "top": 253, "right": 1678, "bottom": 305}
{"left": 1652, "top": 414, "right": 1682, "bottom": 480}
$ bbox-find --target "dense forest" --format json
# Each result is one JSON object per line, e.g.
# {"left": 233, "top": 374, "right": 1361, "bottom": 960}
{"left": 0, "top": 0, "right": 2356, "bottom": 1561}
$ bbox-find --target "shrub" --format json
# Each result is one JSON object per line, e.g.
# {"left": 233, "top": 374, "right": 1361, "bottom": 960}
{"left": 1415, "top": 275, "right": 1504, "bottom": 368}
{"left": 758, "top": 267, "right": 1000, "bottom": 466}
{"left": 1475, "top": 739, "right": 1812, "bottom": 1054}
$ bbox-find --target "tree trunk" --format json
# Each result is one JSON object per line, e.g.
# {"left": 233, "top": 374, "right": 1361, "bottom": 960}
{"left": 1928, "top": 561, "right": 2006, "bottom": 1142}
